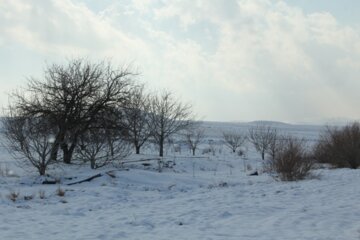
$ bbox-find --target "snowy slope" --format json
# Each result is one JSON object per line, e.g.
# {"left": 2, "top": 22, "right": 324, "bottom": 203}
{"left": 0, "top": 122, "right": 359, "bottom": 240}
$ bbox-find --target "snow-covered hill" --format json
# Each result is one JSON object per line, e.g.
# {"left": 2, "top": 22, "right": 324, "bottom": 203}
{"left": 0, "top": 122, "right": 359, "bottom": 240}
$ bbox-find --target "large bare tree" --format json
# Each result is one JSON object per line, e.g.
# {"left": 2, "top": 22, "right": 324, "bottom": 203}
{"left": 9, "top": 59, "right": 135, "bottom": 164}
{"left": 147, "top": 91, "right": 192, "bottom": 157}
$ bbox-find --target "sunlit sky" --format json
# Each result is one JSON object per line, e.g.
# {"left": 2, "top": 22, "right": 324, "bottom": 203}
{"left": 1, "top": 0, "right": 360, "bottom": 123}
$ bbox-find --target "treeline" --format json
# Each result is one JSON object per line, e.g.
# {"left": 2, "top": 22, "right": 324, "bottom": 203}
{"left": 221, "top": 123, "right": 360, "bottom": 181}
{"left": 2, "top": 58, "right": 360, "bottom": 179}
{"left": 2, "top": 59, "right": 194, "bottom": 175}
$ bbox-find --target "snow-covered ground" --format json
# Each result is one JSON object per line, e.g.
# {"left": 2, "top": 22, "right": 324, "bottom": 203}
{"left": 0, "top": 122, "right": 359, "bottom": 240}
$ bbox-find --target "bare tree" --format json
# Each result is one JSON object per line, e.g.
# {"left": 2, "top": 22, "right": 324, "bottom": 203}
{"left": 223, "top": 131, "right": 247, "bottom": 153}
{"left": 2, "top": 112, "right": 56, "bottom": 176}
{"left": 184, "top": 123, "right": 205, "bottom": 156}
{"left": 121, "top": 85, "right": 151, "bottom": 154}
{"left": 9, "top": 59, "right": 135, "bottom": 164}
{"left": 147, "top": 91, "right": 192, "bottom": 157}
{"left": 267, "top": 134, "right": 281, "bottom": 161}
{"left": 248, "top": 125, "right": 277, "bottom": 160}
{"left": 76, "top": 127, "right": 130, "bottom": 169}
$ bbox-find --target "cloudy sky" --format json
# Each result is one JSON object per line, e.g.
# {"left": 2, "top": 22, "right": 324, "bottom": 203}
{"left": 1, "top": 0, "right": 360, "bottom": 123}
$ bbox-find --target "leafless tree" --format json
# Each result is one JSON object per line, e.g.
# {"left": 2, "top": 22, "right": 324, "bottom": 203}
{"left": 147, "top": 91, "right": 192, "bottom": 157}
{"left": 76, "top": 127, "right": 130, "bottom": 169}
{"left": 223, "top": 131, "right": 247, "bottom": 153}
{"left": 267, "top": 134, "right": 282, "bottom": 161}
{"left": 248, "top": 125, "right": 277, "bottom": 160}
{"left": 8, "top": 58, "right": 135, "bottom": 164}
{"left": 121, "top": 85, "right": 151, "bottom": 154}
{"left": 184, "top": 123, "right": 205, "bottom": 156}
{"left": 2, "top": 111, "right": 56, "bottom": 175}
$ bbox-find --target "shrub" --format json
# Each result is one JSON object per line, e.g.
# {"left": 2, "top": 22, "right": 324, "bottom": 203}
{"left": 56, "top": 186, "right": 65, "bottom": 197}
{"left": 267, "top": 136, "right": 313, "bottom": 181}
{"left": 7, "top": 191, "right": 20, "bottom": 202}
{"left": 314, "top": 122, "right": 360, "bottom": 169}
{"left": 39, "top": 190, "right": 46, "bottom": 199}
{"left": 24, "top": 194, "right": 34, "bottom": 201}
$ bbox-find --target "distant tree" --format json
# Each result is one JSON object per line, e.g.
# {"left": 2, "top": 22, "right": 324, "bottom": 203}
{"left": 184, "top": 123, "right": 205, "bottom": 156}
{"left": 248, "top": 125, "right": 277, "bottom": 160}
{"left": 222, "top": 131, "right": 247, "bottom": 153}
{"left": 267, "top": 134, "right": 281, "bottom": 161}
{"left": 2, "top": 112, "right": 56, "bottom": 175}
{"left": 8, "top": 58, "right": 135, "bottom": 164}
{"left": 148, "top": 91, "right": 192, "bottom": 157}
{"left": 121, "top": 85, "right": 151, "bottom": 154}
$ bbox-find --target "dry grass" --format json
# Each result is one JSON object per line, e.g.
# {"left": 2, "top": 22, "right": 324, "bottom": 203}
{"left": 56, "top": 186, "right": 65, "bottom": 197}
{"left": 39, "top": 190, "right": 46, "bottom": 199}
{"left": 7, "top": 191, "right": 20, "bottom": 202}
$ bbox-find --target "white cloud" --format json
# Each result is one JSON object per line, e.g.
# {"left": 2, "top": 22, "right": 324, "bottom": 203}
{"left": 0, "top": 0, "right": 149, "bottom": 60}
{"left": 1, "top": 0, "right": 360, "bottom": 122}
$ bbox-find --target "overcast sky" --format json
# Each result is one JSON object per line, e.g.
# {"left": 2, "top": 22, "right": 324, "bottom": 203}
{"left": 1, "top": 0, "right": 360, "bottom": 123}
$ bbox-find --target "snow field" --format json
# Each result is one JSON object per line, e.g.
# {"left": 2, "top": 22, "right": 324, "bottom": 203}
{"left": 0, "top": 122, "right": 359, "bottom": 240}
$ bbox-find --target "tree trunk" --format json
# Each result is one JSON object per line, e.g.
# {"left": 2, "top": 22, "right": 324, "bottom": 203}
{"left": 62, "top": 145, "right": 75, "bottom": 164}
{"left": 62, "top": 137, "right": 78, "bottom": 164}
{"left": 50, "top": 130, "right": 65, "bottom": 162}
{"left": 39, "top": 165, "right": 46, "bottom": 176}
{"left": 261, "top": 151, "right": 265, "bottom": 160}
{"left": 159, "top": 136, "right": 164, "bottom": 157}
{"left": 192, "top": 148, "right": 195, "bottom": 156}
{"left": 90, "top": 158, "right": 96, "bottom": 169}
{"left": 62, "top": 146, "right": 72, "bottom": 164}
{"left": 50, "top": 143, "right": 59, "bottom": 162}
{"left": 136, "top": 145, "right": 140, "bottom": 154}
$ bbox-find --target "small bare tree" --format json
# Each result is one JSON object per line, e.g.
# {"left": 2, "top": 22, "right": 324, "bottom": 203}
{"left": 121, "top": 85, "right": 151, "bottom": 154}
{"left": 267, "top": 134, "right": 281, "bottom": 161}
{"left": 223, "top": 131, "right": 247, "bottom": 153}
{"left": 147, "top": 91, "right": 192, "bottom": 157}
{"left": 184, "top": 124, "right": 205, "bottom": 156}
{"left": 2, "top": 114, "right": 56, "bottom": 176}
{"left": 248, "top": 125, "right": 277, "bottom": 160}
{"left": 76, "top": 128, "right": 130, "bottom": 169}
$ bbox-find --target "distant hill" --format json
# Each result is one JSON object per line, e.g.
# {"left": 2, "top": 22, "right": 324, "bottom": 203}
{"left": 245, "top": 120, "right": 292, "bottom": 127}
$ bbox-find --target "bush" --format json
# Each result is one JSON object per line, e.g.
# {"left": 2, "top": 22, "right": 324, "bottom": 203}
{"left": 7, "top": 191, "right": 20, "bottom": 202}
{"left": 56, "top": 186, "right": 65, "bottom": 197}
{"left": 314, "top": 122, "right": 360, "bottom": 169}
{"left": 39, "top": 190, "right": 46, "bottom": 199}
{"left": 267, "top": 136, "right": 313, "bottom": 181}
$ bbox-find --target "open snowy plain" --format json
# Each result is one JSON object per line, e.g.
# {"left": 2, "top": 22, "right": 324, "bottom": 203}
{"left": 0, "top": 122, "right": 359, "bottom": 240}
